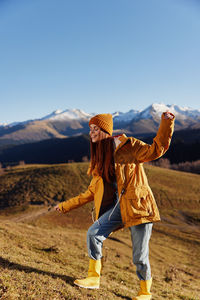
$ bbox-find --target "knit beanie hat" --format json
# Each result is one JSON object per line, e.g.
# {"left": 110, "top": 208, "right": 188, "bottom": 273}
{"left": 89, "top": 113, "right": 113, "bottom": 136}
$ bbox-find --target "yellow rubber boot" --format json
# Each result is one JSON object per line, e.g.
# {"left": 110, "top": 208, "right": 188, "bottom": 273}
{"left": 74, "top": 259, "right": 101, "bottom": 289}
{"left": 132, "top": 278, "right": 152, "bottom": 300}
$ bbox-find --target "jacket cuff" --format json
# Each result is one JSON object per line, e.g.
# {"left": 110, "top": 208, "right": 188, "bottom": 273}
{"left": 161, "top": 112, "right": 175, "bottom": 120}
{"left": 159, "top": 112, "right": 175, "bottom": 133}
{"left": 58, "top": 202, "right": 64, "bottom": 212}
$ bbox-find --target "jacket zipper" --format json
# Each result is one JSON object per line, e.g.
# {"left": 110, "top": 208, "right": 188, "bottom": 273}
{"left": 108, "top": 187, "right": 125, "bottom": 221}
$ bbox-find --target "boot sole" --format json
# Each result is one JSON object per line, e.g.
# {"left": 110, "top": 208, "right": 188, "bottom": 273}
{"left": 74, "top": 282, "right": 99, "bottom": 289}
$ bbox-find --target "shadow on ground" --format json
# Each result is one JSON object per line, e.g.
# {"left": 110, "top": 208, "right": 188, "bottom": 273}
{"left": 113, "top": 291, "right": 132, "bottom": 300}
{"left": 0, "top": 256, "right": 74, "bottom": 285}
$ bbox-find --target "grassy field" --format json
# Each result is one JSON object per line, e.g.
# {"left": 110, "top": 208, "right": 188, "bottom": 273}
{"left": 0, "top": 163, "right": 200, "bottom": 299}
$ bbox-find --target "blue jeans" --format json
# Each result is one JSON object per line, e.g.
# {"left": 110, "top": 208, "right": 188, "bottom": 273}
{"left": 87, "top": 202, "right": 153, "bottom": 280}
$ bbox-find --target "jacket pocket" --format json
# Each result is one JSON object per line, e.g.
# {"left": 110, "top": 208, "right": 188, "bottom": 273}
{"left": 125, "top": 186, "right": 152, "bottom": 218}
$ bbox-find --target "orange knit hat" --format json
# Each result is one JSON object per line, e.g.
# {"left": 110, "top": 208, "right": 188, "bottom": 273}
{"left": 89, "top": 113, "right": 113, "bottom": 136}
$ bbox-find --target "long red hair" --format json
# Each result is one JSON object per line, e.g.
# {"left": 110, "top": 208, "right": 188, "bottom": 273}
{"left": 88, "top": 137, "right": 115, "bottom": 182}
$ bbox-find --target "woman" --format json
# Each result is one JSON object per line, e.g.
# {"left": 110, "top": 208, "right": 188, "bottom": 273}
{"left": 55, "top": 111, "right": 175, "bottom": 300}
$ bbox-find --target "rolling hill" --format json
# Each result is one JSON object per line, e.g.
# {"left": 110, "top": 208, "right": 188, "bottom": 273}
{"left": 0, "top": 162, "right": 200, "bottom": 212}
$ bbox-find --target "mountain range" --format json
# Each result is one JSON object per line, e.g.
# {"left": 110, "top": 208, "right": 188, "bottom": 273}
{"left": 0, "top": 103, "right": 200, "bottom": 147}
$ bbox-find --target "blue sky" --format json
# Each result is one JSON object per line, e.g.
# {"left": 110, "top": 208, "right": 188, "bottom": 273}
{"left": 0, "top": 0, "right": 200, "bottom": 123}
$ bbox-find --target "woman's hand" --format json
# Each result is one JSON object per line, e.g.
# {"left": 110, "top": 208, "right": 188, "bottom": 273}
{"left": 54, "top": 204, "right": 61, "bottom": 212}
{"left": 163, "top": 111, "right": 174, "bottom": 119}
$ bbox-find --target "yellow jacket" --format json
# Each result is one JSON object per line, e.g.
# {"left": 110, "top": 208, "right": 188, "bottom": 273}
{"left": 59, "top": 113, "right": 175, "bottom": 227}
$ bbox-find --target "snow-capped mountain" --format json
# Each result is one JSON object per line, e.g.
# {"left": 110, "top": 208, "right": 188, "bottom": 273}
{"left": 0, "top": 103, "right": 199, "bottom": 147}
{"left": 41, "top": 109, "right": 93, "bottom": 121}
{"left": 1, "top": 103, "right": 200, "bottom": 127}
{"left": 125, "top": 103, "right": 200, "bottom": 134}
{"left": 112, "top": 109, "right": 139, "bottom": 123}
{"left": 130, "top": 103, "right": 200, "bottom": 121}
{"left": 39, "top": 103, "right": 200, "bottom": 124}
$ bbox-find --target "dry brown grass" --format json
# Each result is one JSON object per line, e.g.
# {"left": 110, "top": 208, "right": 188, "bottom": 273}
{"left": 0, "top": 204, "right": 199, "bottom": 299}
{"left": 0, "top": 163, "right": 200, "bottom": 299}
